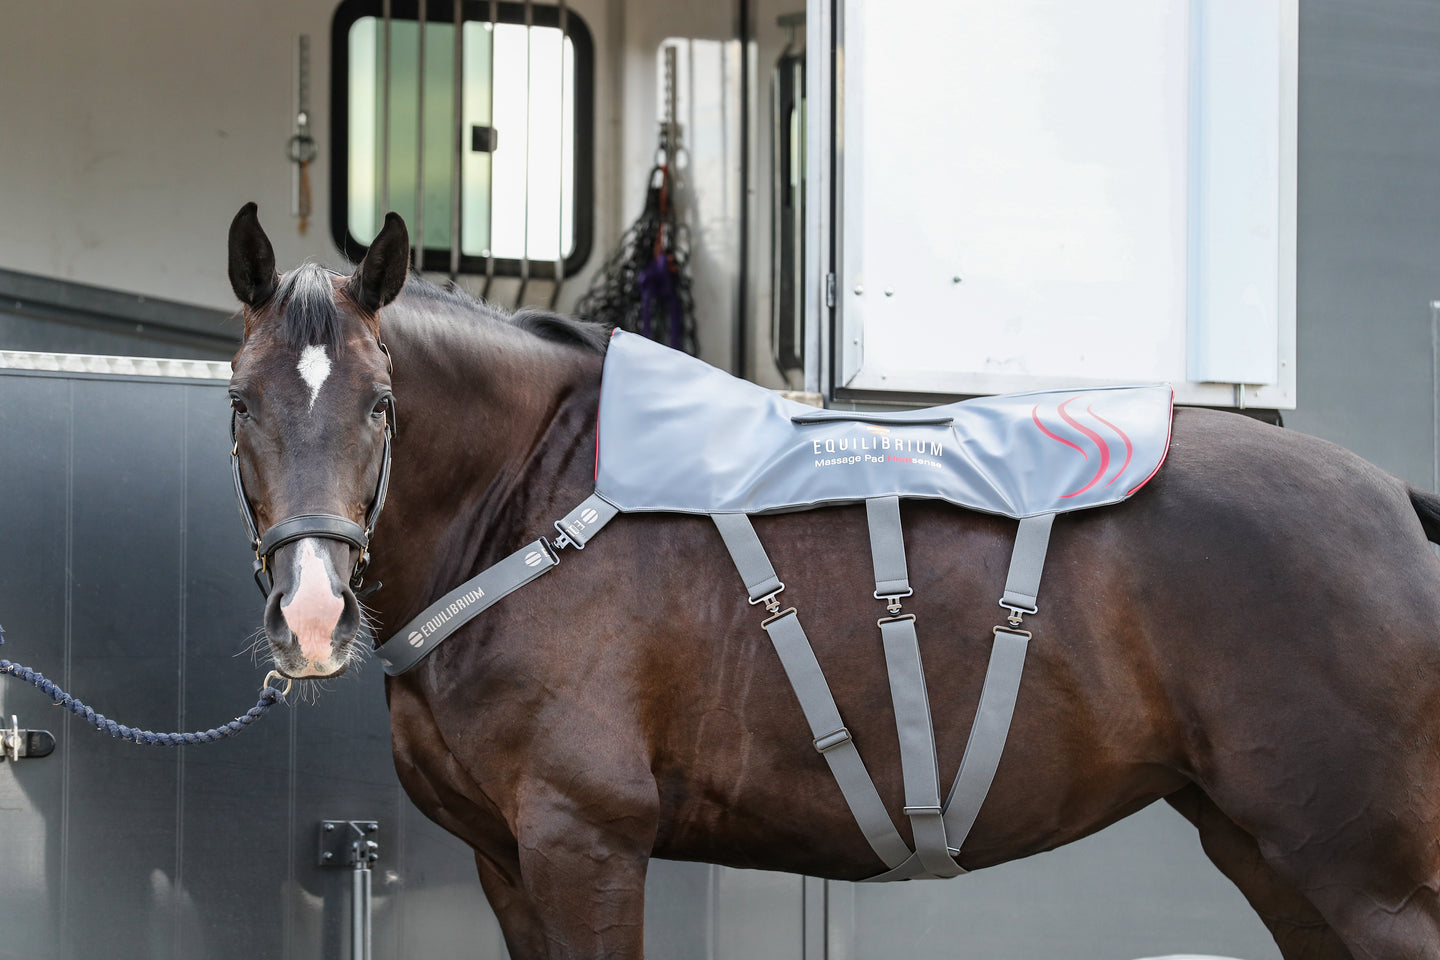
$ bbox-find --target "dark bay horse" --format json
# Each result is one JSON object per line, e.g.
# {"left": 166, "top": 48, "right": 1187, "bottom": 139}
{"left": 226, "top": 202, "right": 1440, "bottom": 959}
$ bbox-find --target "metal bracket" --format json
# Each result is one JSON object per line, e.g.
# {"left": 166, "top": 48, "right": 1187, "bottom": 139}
{"left": 320, "top": 820, "right": 379, "bottom": 960}
{"left": 0, "top": 715, "right": 56, "bottom": 762}
{"left": 319, "top": 820, "right": 380, "bottom": 867}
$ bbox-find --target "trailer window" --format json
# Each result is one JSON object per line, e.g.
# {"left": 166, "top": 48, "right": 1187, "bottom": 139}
{"left": 332, "top": 0, "right": 593, "bottom": 277}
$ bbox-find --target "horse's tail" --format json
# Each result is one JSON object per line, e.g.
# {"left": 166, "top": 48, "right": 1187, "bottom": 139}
{"left": 1410, "top": 486, "right": 1440, "bottom": 543}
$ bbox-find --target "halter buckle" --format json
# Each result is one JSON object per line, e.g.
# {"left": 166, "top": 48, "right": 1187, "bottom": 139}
{"left": 252, "top": 556, "right": 271, "bottom": 596}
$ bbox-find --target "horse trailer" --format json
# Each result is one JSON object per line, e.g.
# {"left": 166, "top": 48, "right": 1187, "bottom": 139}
{"left": 3, "top": 0, "right": 1440, "bottom": 957}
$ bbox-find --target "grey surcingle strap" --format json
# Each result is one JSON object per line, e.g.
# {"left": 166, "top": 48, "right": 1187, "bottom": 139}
{"left": 865, "top": 497, "right": 964, "bottom": 879}
{"left": 998, "top": 512, "right": 1054, "bottom": 621}
{"left": 866, "top": 495, "right": 913, "bottom": 600}
{"left": 712, "top": 513, "right": 785, "bottom": 602}
{"left": 938, "top": 513, "right": 1052, "bottom": 854}
{"left": 712, "top": 512, "right": 913, "bottom": 871}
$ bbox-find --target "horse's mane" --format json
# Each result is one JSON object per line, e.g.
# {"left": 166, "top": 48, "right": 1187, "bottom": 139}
{"left": 397, "top": 274, "right": 610, "bottom": 354}
{"left": 271, "top": 263, "right": 609, "bottom": 356}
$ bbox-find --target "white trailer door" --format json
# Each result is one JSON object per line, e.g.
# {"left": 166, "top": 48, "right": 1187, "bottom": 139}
{"left": 825, "top": 0, "right": 1297, "bottom": 408}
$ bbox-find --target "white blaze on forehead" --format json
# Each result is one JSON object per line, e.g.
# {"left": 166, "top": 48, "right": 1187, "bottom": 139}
{"left": 297, "top": 345, "right": 332, "bottom": 409}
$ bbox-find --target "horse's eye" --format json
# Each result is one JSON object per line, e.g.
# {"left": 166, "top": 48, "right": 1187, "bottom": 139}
{"left": 371, "top": 398, "right": 390, "bottom": 421}
{"left": 229, "top": 395, "right": 250, "bottom": 418}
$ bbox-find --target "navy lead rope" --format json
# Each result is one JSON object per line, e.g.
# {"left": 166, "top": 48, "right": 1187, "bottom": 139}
{"left": 0, "top": 623, "right": 288, "bottom": 746}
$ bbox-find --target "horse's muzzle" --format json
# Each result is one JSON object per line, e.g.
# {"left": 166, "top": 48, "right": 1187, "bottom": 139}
{"left": 264, "top": 538, "right": 363, "bottom": 678}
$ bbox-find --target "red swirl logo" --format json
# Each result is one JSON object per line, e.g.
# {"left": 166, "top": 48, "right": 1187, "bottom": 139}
{"left": 1031, "top": 397, "right": 1134, "bottom": 498}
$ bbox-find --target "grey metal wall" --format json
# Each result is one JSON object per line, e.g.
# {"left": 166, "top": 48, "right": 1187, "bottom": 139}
{"left": 0, "top": 268, "right": 239, "bottom": 362}
{"left": 1287, "top": 0, "right": 1440, "bottom": 485}
{"left": 0, "top": 366, "right": 508, "bottom": 959}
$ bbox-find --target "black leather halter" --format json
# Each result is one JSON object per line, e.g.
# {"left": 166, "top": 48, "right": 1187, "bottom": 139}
{"left": 231, "top": 392, "right": 397, "bottom": 598}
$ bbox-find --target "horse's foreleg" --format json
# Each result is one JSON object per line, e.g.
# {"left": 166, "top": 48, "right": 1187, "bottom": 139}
{"left": 1166, "top": 785, "right": 1354, "bottom": 960}
{"left": 475, "top": 850, "right": 550, "bottom": 959}
{"left": 500, "top": 783, "right": 657, "bottom": 960}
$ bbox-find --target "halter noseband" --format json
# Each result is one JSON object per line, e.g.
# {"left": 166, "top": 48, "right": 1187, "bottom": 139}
{"left": 231, "top": 390, "right": 397, "bottom": 599}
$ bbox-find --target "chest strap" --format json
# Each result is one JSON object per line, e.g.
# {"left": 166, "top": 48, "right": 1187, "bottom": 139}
{"left": 713, "top": 505, "right": 1054, "bottom": 882}
{"left": 376, "top": 494, "right": 618, "bottom": 674}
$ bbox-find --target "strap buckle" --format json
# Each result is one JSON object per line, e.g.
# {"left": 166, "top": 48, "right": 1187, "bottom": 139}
{"left": 999, "top": 599, "right": 1038, "bottom": 628}
{"left": 762, "top": 606, "right": 797, "bottom": 629}
{"left": 879, "top": 595, "right": 906, "bottom": 615}
{"left": 749, "top": 584, "right": 786, "bottom": 616}
{"left": 874, "top": 587, "right": 912, "bottom": 616}
{"left": 813, "top": 728, "right": 852, "bottom": 753}
{"left": 992, "top": 624, "right": 1032, "bottom": 641}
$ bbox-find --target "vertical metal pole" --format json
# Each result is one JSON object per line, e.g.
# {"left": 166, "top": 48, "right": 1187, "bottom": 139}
{"left": 804, "top": 0, "right": 833, "bottom": 397}
{"left": 515, "top": 0, "right": 534, "bottom": 307}
{"left": 663, "top": 44, "right": 677, "bottom": 157}
{"left": 1432, "top": 300, "right": 1439, "bottom": 497}
{"left": 736, "top": 0, "right": 752, "bottom": 377}
{"left": 415, "top": 0, "right": 428, "bottom": 273}
{"left": 450, "top": 0, "right": 464, "bottom": 280}
{"left": 351, "top": 858, "right": 373, "bottom": 960}
{"left": 291, "top": 35, "right": 305, "bottom": 219}
{"left": 769, "top": 38, "right": 783, "bottom": 374}
{"left": 549, "top": 0, "right": 568, "bottom": 309}
{"left": 482, "top": 0, "right": 498, "bottom": 298}
{"left": 381, "top": 0, "right": 392, "bottom": 219}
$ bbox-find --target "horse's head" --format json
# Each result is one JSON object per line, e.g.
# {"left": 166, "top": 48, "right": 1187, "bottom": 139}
{"left": 226, "top": 202, "right": 408, "bottom": 678}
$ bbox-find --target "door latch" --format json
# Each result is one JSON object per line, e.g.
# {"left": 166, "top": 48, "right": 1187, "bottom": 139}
{"left": 1, "top": 715, "right": 56, "bottom": 762}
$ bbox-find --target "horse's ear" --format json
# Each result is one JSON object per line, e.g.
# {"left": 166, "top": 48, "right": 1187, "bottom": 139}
{"left": 228, "top": 202, "right": 279, "bottom": 308}
{"left": 347, "top": 212, "right": 409, "bottom": 311}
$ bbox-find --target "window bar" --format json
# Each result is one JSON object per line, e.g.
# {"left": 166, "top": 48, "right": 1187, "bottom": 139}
{"left": 414, "top": 1, "right": 427, "bottom": 275}
{"left": 548, "top": 0, "right": 568, "bottom": 310}
{"left": 380, "top": 0, "right": 392, "bottom": 219}
{"left": 515, "top": 0, "right": 534, "bottom": 308}
{"left": 449, "top": 0, "right": 463, "bottom": 281}
{"left": 482, "top": 0, "right": 498, "bottom": 299}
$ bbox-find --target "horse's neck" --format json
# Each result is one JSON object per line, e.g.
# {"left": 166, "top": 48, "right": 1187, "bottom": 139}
{"left": 376, "top": 305, "right": 602, "bottom": 612}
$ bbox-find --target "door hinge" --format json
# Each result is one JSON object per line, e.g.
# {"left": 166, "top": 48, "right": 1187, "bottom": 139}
{"left": 824, "top": 272, "right": 836, "bottom": 308}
